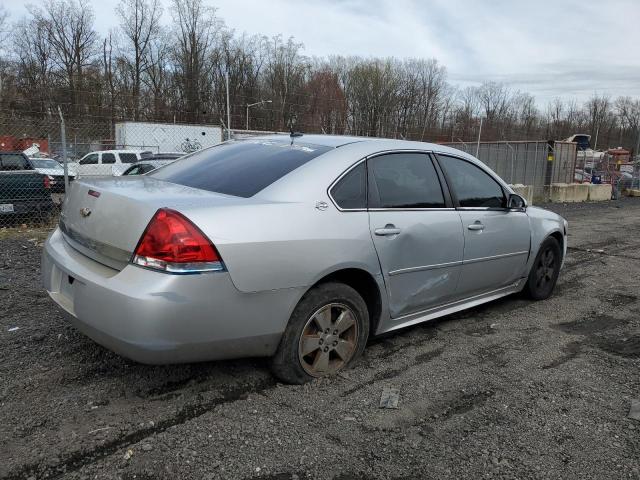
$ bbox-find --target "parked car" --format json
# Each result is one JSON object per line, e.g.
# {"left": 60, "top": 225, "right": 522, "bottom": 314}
{"left": 28, "top": 157, "right": 76, "bottom": 192}
{"left": 70, "top": 150, "right": 151, "bottom": 177}
{"left": 0, "top": 152, "right": 54, "bottom": 220}
{"left": 122, "top": 160, "right": 177, "bottom": 176}
{"left": 42, "top": 135, "right": 568, "bottom": 383}
{"left": 121, "top": 153, "right": 184, "bottom": 176}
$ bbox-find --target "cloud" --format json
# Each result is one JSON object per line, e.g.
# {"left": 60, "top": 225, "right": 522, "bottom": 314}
{"left": 4, "top": 0, "right": 639, "bottom": 103}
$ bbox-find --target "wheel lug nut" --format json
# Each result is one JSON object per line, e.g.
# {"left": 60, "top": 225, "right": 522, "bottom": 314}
{"left": 333, "top": 341, "right": 338, "bottom": 346}
{"left": 323, "top": 347, "right": 329, "bottom": 352}
{"left": 333, "top": 330, "right": 338, "bottom": 335}
{"left": 319, "top": 339, "right": 324, "bottom": 345}
{"left": 325, "top": 328, "right": 330, "bottom": 334}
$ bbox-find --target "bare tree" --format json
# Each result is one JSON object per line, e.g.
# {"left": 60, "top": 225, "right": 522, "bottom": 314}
{"left": 28, "top": 0, "right": 98, "bottom": 113}
{"left": 13, "top": 16, "right": 54, "bottom": 113}
{"left": 2, "top": 3, "right": 640, "bottom": 151}
{"left": 144, "top": 29, "right": 172, "bottom": 119}
{"left": 116, "top": 0, "right": 162, "bottom": 120}
{"left": 102, "top": 32, "right": 117, "bottom": 127}
{"left": 170, "top": 0, "right": 221, "bottom": 122}
{"left": 0, "top": 6, "right": 9, "bottom": 45}
{"left": 586, "top": 94, "right": 611, "bottom": 149}
{"left": 263, "top": 35, "right": 308, "bottom": 130}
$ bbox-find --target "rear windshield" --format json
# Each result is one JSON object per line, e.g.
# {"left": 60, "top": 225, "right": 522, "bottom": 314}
{"left": 31, "top": 159, "right": 61, "bottom": 169}
{"left": 0, "top": 154, "right": 30, "bottom": 170}
{"left": 151, "top": 139, "right": 332, "bottom": 197}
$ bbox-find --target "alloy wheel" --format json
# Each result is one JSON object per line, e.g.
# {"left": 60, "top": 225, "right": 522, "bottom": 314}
{"left": 535, "top": 247, "right": 556, "bottom": 291}
{"left": 298, "top": 303, "right": 359, "bottom": 377}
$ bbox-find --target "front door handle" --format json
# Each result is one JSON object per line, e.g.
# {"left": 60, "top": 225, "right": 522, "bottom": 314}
{"left": 375, "top": 225, "right": 401, "bottom": 236}
{"left": 468, "top": 222, "right": 485, "bottom": 231}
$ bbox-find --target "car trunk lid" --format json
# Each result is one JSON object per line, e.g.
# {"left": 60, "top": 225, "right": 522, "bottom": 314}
{"left": 60, "top": 176, "right": 250, "bottom": 270}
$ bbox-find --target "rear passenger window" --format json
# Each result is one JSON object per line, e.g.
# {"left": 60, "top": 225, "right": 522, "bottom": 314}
{"left": 102, "top": 153, "right": 116, "bottom": 164}
{"left": 330, "top": 162, "right": 366, "bottom": 209}
{"left": 438, "top": 155, "right": 505, "bottom": 208}
{"left": 120, "top": 153, "right": 138, "bottom": 163}
{"left": 368, "top": 153, "right": 445, "bottom": 209}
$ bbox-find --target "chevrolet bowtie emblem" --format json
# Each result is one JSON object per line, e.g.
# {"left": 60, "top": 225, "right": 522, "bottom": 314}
{"left": 80, "top": 207, "right": 92, "bottom": 217}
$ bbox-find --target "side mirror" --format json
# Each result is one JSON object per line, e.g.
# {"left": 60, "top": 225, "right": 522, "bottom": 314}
{"left": 507, "top": 193, "right": 527, "bottom": 211}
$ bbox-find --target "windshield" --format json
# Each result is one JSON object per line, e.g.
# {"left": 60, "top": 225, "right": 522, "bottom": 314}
{"left": 31, "top": 159, "right": 61, "bottom": 169}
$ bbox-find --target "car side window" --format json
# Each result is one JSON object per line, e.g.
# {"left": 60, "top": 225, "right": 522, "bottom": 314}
{"left": 120, "top": 153, "right": 138, "bottom": 163}
{"left": 102, "top": 153, "right": 116, "bottom": 164}
{"left": 330, "top": 162, "right": 366, "bottom": 209}
{"left": 368, "top": 153, "right": 445, "bottom": 209}
{"left": 437, "top": 155, "right": 506, "bottom": 208}
{"left": 80, "top": 154, "right": 98, "bottom": 165}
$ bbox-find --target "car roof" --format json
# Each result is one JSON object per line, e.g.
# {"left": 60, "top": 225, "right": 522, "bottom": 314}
{"left": 84, "top": 150, "right": 143, "bottom": 154}
{"left": 244, "top": 134, "right": 371, "bottom": 148}
{"left": 132, "top": 159, "right": 175, "bottom": 165}
{"left": 243, "top": 133, "right": 461, "bottom": 153}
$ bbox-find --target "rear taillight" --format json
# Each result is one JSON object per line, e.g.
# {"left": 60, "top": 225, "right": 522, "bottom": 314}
{"left": 43, "top": 176, "right": 51, "bottom": 189}
{"left": 132, "top": 208, "right": 224, "bottom": 273}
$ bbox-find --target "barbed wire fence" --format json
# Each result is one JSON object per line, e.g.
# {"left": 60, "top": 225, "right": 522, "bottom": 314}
{"left": 0, "top": 109, "right": 626, "bottom": 229}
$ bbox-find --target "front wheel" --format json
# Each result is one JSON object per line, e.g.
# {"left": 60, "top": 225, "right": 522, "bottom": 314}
{"left": 270, "top": 282, "right": 369, "bottom": 384}
{"left": 524, "top": 237, "right": 561, "bottom": 300}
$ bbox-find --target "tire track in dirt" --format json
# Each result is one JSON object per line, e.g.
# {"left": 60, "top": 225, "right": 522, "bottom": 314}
{"left": 3, "top": 378, "right": 276, "bottom": 480}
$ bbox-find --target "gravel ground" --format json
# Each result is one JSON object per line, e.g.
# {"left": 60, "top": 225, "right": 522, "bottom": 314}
{"left": 1, "top": 199, "right": 639, "bottom": 480}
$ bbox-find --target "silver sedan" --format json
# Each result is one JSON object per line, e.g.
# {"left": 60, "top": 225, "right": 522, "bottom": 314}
{"left": 42, "top": 135, "right": 567, "bottom": 383}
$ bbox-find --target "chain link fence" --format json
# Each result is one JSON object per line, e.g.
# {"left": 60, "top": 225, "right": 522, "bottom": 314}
{"left": 441, "top": 140, "right": 578, "bottom": 202}
{"left": 0, "top": 114, "right": 228, "bottom": 228}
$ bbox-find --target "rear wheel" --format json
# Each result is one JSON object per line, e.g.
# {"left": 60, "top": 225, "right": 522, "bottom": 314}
{"left": 524, "top": 237, "right": 561, "bottom": 300}
{"left": 270, "top": 282, "right": 369, "bottom": 384}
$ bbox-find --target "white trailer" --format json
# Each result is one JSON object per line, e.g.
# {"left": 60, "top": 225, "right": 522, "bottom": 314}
{"left": 114, "top": 121, "right": 223, "bottom": 154}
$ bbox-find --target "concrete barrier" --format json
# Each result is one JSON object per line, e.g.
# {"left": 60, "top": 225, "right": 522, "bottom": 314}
{"left": 624, "top": 189, "right": 640, "bottom": 197}
{"left": 509, "top": 184, "right": 534, "bottom": 205}
{"left": 588, "top": 184, "right": 612, "bottom": 201}
{"left": 549, "top": 183, "right": 589, "bottom": 203}
{"left": 514, "top": 183, "right": 613, "bottom": 203}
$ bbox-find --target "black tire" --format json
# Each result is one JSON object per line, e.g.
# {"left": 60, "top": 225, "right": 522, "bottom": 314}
{"left": 524, "top": 237, "right": 562, "bottom": 300}
{"left": 270, "top": 282, "right": 370, "bottom": 384}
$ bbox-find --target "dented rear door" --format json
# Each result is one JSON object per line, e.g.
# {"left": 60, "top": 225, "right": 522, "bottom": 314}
{"left": 367, "top": 152, "right": 464, "bottom": 318}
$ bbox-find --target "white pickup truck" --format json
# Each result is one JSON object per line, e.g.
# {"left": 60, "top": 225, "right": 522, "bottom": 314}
{"left": 69, "top": 150, "right": 150, "bottom": 177}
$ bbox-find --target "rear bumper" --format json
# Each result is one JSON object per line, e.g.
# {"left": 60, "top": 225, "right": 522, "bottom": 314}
{"left": 42, "top": 228, "right": 303, "bottom": 364}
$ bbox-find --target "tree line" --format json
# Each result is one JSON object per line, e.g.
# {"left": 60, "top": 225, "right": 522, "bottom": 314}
{"left": 0, "top": 0, "right": 638, "bottom": 151}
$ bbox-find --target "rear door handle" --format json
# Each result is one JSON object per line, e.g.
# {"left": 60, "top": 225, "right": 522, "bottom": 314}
{"left": 375, "top": 225, "right": 401, "bottom": 236}
{"left": 468, "top": 223, "right": 485, "bottom": 231}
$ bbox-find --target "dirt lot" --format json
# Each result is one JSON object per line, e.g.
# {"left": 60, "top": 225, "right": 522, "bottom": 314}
{"left": 1, "top": 199, "right": 640, "bottom": 480}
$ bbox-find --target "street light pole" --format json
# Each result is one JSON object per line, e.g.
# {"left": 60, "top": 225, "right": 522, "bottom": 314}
{"left": 246, "top": 100, "right": 272, "bottom": 131}
{"left": 476, "top": 117, "right": 483, "bottom": 158}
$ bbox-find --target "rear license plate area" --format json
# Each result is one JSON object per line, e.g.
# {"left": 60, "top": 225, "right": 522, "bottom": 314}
{"left": 59, "top": 273, "right": 75, "bottom": 301}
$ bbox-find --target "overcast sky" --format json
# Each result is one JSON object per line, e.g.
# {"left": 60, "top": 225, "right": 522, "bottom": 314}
{"left": 4, "top": 0, "right": 639, "bottom": 104}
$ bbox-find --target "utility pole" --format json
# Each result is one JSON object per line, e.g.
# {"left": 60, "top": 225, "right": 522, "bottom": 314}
{"left": 475, "top": 117, "right": 483, "bottom": 157}
{"left": 225, "top": 71, "right": 231, "bottom": 141}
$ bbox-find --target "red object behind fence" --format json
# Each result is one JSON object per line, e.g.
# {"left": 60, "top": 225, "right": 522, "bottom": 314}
{"left": 0, "top": 135, "right": 49, "bottom": 154}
